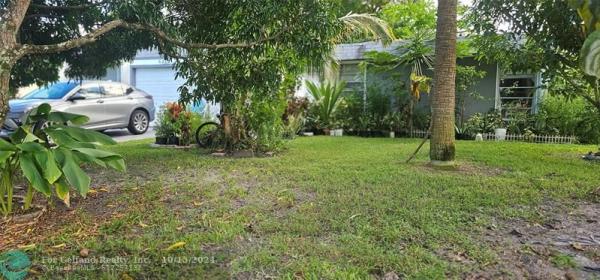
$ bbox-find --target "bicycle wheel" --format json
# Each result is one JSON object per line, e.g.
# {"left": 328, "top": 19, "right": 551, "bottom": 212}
{"left": 195, "top": 122, "right": 221, "bottom": 148}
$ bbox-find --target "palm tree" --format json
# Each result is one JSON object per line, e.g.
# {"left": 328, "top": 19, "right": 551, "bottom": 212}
{"left": 316, "top": 13, "right": 396, "bottom": 79}
{"left": 430, "top": 0, "right": 457, "bottom": 165}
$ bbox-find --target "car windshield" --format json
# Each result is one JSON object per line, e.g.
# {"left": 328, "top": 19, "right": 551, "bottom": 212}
{"left": 23, "top": 82, "right": 77, "bottom": 100}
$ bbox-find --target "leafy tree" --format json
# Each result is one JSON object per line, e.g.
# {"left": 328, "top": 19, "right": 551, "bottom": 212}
{"left": 468, "top": 0, "right": 600, "bottom": 115}
{"left": 170, "top": 1, "right": 393, "bottom": 151}
{"left": 380, "top": 0, "right": 437, "bottom": 39}
{"left": 1, "top": 0, "right": 361, "bottom": 128}
{"left": 333, "top": 0, "right": 394, "bottom": 15}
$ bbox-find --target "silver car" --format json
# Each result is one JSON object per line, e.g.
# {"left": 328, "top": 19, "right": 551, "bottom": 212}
{"left": 1, "top": 81, "right": 155, "bottom": 137}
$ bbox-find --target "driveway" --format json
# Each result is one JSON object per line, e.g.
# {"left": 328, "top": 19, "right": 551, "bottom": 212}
{"left": 104, "top": 128, "right": 155, "bottom": 143}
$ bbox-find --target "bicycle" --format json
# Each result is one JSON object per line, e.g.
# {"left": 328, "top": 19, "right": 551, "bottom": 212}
{"left": 195, "top": 120, "right": 222, "bottom": 149}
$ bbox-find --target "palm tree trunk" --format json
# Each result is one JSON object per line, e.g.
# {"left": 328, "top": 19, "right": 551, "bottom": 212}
{"left": 430, "top": 0, "right": 457, "bottom": 165}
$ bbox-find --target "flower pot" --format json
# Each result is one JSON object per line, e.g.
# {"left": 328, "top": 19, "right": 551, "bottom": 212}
{"left": 333, "top": 129, "right": 343, "bottom": 137}
{"left": 494, "top": 128, "right": 507, "bottom": 141}
{"left": 475, "top": 133, "right": 483, "bottom": 141}
{"left": 389, "top": 131, "right": 395, "bottom": 138}
{"left": 155, "top": 137, "right": 167, "bottom": 145}
{"left": 329, "top": 129, "right": 335, "bottom": 136}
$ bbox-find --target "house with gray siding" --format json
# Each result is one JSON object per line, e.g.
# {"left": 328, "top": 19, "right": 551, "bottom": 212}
{"left": 92, "top": 41, "right": 541, "bottom": 120}
{"left": 306, "top": 41, "right": 543, "bottom": 119}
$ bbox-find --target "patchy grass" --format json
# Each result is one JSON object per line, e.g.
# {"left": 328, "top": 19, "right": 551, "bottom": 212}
{"left": 551, "top": 254, "right": 578, "bottom": 269}
{"left": 2, "top": 137, "right": 599, "bottom": 279}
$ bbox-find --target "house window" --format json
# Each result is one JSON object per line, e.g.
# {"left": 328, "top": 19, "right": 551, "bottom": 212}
{"left": 339, "top": 63, "right": 366, "bottom": 95}
{"left": 498, "top": 73, "right": 539, "bottom": 117}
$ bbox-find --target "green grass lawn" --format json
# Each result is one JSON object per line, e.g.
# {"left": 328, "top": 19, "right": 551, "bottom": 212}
{"left": 9, "top": 137, "right": 600, "bottom": 279}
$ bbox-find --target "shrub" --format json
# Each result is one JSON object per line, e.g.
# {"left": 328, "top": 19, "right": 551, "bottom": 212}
{"left": 0, "top": 104, "right": 125, "bottom": 216}
{"left": 154, "top": 105, "right": 178, "bottom": 139}
{"left": 463, "top": 110, "right": 504, "bottom": 135}
{"left": 535, "top": 95, "right": 600, "bottom": 143}
{"left": 306, "top": 81, "right": 346, "bottom": 129}
{"left": 155, "top": 103, "right": 201, "bottom": 145}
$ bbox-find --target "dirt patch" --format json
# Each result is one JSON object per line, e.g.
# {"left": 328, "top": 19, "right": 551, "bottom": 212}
{"left": 467, "top": 201, "right": 600, "bottom": 279}
{"left": 417, "top": 161, "right": 507, "bottom": 177}
{"left": 0, "top": 184, "right": 123, "bottom": 251}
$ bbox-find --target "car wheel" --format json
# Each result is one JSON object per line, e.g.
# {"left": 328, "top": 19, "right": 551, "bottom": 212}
{"left": 128, "top": 109, "right": 149, "bottom": 135}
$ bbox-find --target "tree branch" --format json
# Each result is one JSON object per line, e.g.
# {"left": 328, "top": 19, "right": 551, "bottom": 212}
{"left": 29, "top": 1, "right": 109, "bottom": 11}
{"left": 122, "top": 22, "right": 289, "bottom": 50}
{"left": 19, "top": 20, "right": 289, "bottom": 56}
{"left": 20, "top": 19, "right": 125, "bottom": 54}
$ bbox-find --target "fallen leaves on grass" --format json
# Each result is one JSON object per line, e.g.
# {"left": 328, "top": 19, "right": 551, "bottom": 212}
{"left": 165, "top": 241, "right": 186, "bottom": 251}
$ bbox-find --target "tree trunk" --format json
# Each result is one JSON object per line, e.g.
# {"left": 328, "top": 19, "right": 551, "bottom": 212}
{"left": 0, "top": 66, "right": 11, "bottom": 125}
{"left": 221, "top": 113, "right": 232, "bottom": 151}
{"left": 430, "top": 0, "right": 457, "bottom": 165}
{"left": 1, "top": 0, "right": 32, "bottom": 126}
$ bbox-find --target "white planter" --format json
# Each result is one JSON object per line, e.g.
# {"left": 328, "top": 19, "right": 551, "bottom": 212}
{"left": 334, "top": 129, "right": 344, "bottom": 137}
{"left": 302, "top": 132, "right": 314, "bottom": 137}
{"left": 495, "top": 128, "right": 507, "bottom": 141}
{"left": 329, "top": 130, "right": 335, "bottom": 136}
{"left": 389, "top": 131, "right": 395, "bottom": 138}
{"left": 475, "top": 133, "right": 483, "bottom": 141}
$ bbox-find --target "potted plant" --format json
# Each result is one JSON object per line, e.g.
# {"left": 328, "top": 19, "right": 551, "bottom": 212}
{"left": 154, "top": 107, "right": 171, "bottom": 145}
{"left": 383, "top": 112, "right": 403, "bottom": 138}
{"left": 331, "top": 120, "right": 344, "bottom": 137}
{"left": 455, "top": 125, "right": 472, "bottom": 140}
{"left": 491, "top": 113, "right": 507, "bottom": 141}
{"left": 481, "top": 110, "right": 506, "bottom": 140}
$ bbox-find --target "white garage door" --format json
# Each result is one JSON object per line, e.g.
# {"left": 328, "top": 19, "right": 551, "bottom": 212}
{"left": 133, "top": 66, "right": 185, "bottom": 116}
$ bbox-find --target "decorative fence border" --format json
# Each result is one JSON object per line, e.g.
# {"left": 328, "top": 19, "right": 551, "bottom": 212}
{"left": 403, "top": 130, "right": 576, "bottom": 144}
{"left": 480, "top": 133, "right": 576, "bottom": 144}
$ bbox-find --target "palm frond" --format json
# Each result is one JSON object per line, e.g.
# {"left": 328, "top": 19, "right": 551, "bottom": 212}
{"left": 338, "top": 13, "right": 396, "bottom": 45}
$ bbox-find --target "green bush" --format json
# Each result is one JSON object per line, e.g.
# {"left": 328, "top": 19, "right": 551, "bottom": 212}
{"left": 535, "top": 95, "right": 600, "bottom": 144}
{"left": 463, "top": 110, "right": 504, "bottom": 135}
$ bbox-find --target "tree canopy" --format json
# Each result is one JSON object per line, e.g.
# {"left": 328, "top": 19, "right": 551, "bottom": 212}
{"left": 467, "top": 0, "right": 600, "bottom": 113}
{"left": 380, "top": 0, "right": 437, "bottom": 39}
{"left": 5, "top": 0, "right": 166, "bottom": 89}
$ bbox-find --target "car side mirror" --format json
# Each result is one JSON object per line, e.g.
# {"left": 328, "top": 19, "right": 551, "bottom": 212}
{"left": 125, "top": 87, "right": 134, "bottom": 94}
{"left": 68, "top": 94, "right": 86, "bottom": 101}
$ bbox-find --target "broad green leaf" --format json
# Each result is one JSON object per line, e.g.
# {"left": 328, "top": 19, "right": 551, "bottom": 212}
{"left": 16, "top": 142, "right": 46, "bottom": 152}
{"left": 581, "top": 30, "right": 600, "bottom": 78}
{"left": 72, "top": 148, "right": 121, "bottom": 159}
{"left": 10, "top": 127, "right": 41, "bottom": 144}
{"left": 48, "top": 111, "right": 89, "bottom": 126}
{"left": 0, "top": 138, "right": 16, "bottom": 151}
{"left": 9, "top": 127, "right": 28, "bottom": 143}
{"left": 60, "top": 150, "right": 91, "bottom": 196}
{"left": 45, "top": 129, "right": 97, "bottom": 148}
{"left": 19, "top": 153, "right": 51, "bottom": 196}
{"left": 34, "top": 150, "right": 62, "bottom": 184}
{"left": 73, "top": 151, "right": 107, "bottom": 167}
{"left": 52, "top": 148, "right": 66, "bottom": 165}
{"left": 0, "top": 151, "right": 14, "bottom": 163}
{"left": 54, "top": 176, "right": 71, "bottom": 207}
{"left": 102, "top": 156, "right": 126, "bottom": 172}
{"left": 37, "top": 103, "right": 52, "bottom": 115}
{"left": 56, "top": 126, "right": 116, "bottom": 145}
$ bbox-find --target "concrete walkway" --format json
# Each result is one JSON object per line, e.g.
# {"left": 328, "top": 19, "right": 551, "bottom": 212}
{"left": 104, "top": 128, "right": 155, "bottom": 143}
